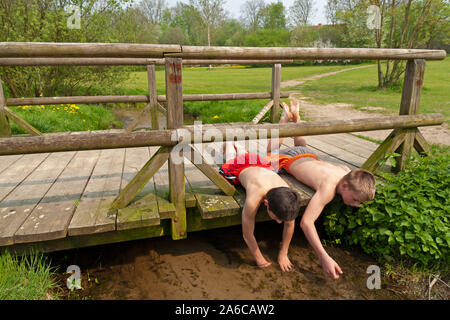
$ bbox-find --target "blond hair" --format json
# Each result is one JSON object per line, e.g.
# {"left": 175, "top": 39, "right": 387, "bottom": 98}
{"left": 340, "top": 169, "right": 376, "bottom": 202}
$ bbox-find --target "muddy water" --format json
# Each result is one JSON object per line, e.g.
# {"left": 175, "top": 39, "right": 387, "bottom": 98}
{"left": 51, "top": 221, "right": 411, "bottom": 300}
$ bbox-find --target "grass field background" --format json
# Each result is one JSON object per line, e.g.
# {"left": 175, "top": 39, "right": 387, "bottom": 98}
{"left": 297, "top": 58, "right": 449, "bottom": 121}
{"left": 8, "top": 57, "right": 449, "bottom": 132}
{"left": 118, "top": 58, "right": 448, "bottom": 124}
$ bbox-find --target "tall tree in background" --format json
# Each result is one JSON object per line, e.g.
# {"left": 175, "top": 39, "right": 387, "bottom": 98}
{"left": 190, "top": 0, "right": 226, "bottom": 46}
{"left": 160, "top": 2, "right": 204, "bottom": 45}
{"left": 240, "top": 0, "right": 266, "bottom": 31}
{"left": 0, "top": 0, "right": 133, "bottom": 98}
{"left": 330, "top": 0, "right": 448, "bottom": 88}
{"left": 289, "top": 0, "right": 316, "bottom": 26}
{"left": 138, "top": 0, "right": 167, "bottom": 24}
{"left": 261, "top": 1, "right": 286, "bottom": 30}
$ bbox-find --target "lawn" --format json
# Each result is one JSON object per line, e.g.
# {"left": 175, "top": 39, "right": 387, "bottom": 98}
{"left": 295, "top": 57, "right": 450, "bottom": 122}
{"left": 120, "top": 63, "right": 369, "bottom": 95}
{"left": 8, "top": 103, "right": 121, "bottom": 135}
{"left": 118, "top": 63, "right": 371, "bottom": 123}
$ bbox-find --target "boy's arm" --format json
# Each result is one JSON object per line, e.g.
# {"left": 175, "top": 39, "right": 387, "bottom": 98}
{"left": 278, "top": 220, "right": 295, "bottom": 272}
{"left": 300, "top": 188, "right": 343, "bottom": 279}
{"left": 242, "top": 194, "right": 271, "bottom": 268}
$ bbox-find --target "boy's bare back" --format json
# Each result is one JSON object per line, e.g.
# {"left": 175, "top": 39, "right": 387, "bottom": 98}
{"left": 288, "top": 159, "right": 350, "bottom": 193}
{"left": 239, "top": 167, "right": 289, "bottom": 198}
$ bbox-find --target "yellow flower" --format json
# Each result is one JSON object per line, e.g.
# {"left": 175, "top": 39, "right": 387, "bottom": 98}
{"left": 213, "top": 115, "right": 219, "bottom": 119}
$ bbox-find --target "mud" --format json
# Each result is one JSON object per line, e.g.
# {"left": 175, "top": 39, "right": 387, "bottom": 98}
{"left": 51, "top": 222, "right": 415, "bottom": 300}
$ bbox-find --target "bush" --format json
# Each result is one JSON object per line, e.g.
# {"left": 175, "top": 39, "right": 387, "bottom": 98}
{"left": 323, "top": 147, "right": 450, "bottom": 273}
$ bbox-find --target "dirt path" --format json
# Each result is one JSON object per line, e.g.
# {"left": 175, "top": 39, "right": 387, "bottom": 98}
{"left": 281, "top": 66, "right": 449, "bottom": 146}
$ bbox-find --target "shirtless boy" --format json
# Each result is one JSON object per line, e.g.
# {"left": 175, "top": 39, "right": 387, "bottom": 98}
{"left": 219, "top": 141, "right": 301, "bottom": 272}
{"left": 266, "top": 99, "right": 376, "bottom": 279}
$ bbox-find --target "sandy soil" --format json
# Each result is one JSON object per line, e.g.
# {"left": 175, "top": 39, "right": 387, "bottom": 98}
{"left": 53, "top": 223, "right": 416, "bottom": 300}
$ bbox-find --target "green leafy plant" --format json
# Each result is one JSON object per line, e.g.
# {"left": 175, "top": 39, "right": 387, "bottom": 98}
{"left": 323, "top": 146, "right": 450, "bottom": 273}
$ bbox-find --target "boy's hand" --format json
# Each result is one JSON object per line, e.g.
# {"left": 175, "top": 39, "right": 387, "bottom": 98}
{"left": 278, "top": 254, "right": 294, "bottom": 272}
{"left": 321, "top": 255, "right": 343, "bottom": 279}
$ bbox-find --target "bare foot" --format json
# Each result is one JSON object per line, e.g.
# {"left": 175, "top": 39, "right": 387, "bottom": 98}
{"left": 281, "top": 102, "right": 292, "bottom": 122}
{"left": 290, "top": 99, "right": 302, "bottom": 123}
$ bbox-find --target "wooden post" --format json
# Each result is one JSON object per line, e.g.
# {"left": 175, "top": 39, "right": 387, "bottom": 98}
{"left": 270, "top": 64, "right": 281, "bottom": 123}
{"left": 165, "top": 57, "right": 187, "bottom": 240}
{"left": 395, "top": 59, "right": 426, "bottom": 171}
{"left": 0, "top": 78, "right": 12, "bottom": 137}
{"left": 147, "top": 64, "right": 160, "bottom": 130}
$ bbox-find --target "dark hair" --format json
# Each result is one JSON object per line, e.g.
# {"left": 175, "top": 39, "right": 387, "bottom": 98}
{"left": 265, "top": 187, "right": 301, "bottom": 221}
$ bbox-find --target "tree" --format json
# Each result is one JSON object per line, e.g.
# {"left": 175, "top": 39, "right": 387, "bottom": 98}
{"left": 240, "top": 0, "right": 266, "bottom": 31}
{"left": 138, "top": 0, "right": 167, "bottom": 24}
{"left": 261, "top": 1, "right": 287, "bottom": 30}
{"left": 0, "top": 0, "right": 133, "bottom": 98}
{"left": 162, "top": 2, "right": 204, "bottom": 45}
{"left": 190, "top": 0, "right": 226, "bottom": 46}
{"left": 289, "top": 0, "right": 316, "bottom": 27}
{"left": 331, "top": 0, "right": 448, "bottom": 88}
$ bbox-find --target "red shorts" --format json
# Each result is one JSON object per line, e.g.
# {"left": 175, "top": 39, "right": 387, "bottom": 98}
{"left": 219, "top": 153, "right": 274, "bottom": 186}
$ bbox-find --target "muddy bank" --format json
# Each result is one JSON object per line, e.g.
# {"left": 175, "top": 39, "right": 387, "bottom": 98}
{"left": 51, "top": 221, "right": 415, "bottom": 300}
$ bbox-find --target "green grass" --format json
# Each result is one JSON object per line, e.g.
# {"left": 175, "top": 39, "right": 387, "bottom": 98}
{"left": 118, "top": 63, "right": 371, "bottom": 123}
{"left": 9, "top": 103, "right": 121, "bottom": 134}
{"left": 0, "top": 250, "right": 59, "bottom": 300}
{"left": 295, "top": 57, "right": 450, "bottom": 122}
{"left": 120, "top": 63, "right": 371, "bottom": 95}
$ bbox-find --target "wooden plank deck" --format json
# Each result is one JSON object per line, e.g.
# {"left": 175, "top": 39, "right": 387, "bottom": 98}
{"left": 0, "top": 131, "right": 386, "bottom": 252}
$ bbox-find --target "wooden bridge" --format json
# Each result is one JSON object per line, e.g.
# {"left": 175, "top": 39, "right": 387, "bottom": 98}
{"left": 0, "top": 43, "right": 445, "bottom": 253}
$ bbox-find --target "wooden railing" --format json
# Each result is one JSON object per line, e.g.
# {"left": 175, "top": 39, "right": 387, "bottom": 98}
{"left": 0, "top": 42, "right": 446, "bottom": 240}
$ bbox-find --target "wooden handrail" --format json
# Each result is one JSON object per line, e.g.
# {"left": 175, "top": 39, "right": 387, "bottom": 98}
{"left": 0, "top": 42, "right": 446, "bottom": 60}
{"left": 0, "top": 114, "right": 443, "bottom": 156}
{"left": 5, "top": 92, "right": 290, "bottom": 106}
{"left": 0, "top": 57, "right": 294, "bottom": 66}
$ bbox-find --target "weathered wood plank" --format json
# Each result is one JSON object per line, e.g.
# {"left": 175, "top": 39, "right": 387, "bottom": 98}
{"left": 0, "top": 78, "right": 11, "bottom": 137}
{"left": 110, "top": 146, "right": 170, "bottom": 210}
{"left": 2, "top": 107, "right": 42, "bottom": 136}
{"left": 361, "top": 129, "right": 407, "bottom": 173}
{"left": 0, "top": 154, "right": 23, "bottom": 175}
{"left": 0, "top": 153, "right": 50, "bottom": 202}
{"left": 152, "top": 154, "right": 176, "bottom": 219}
{"left": 270, "top": 64, "right": 281, "bottom": 123}
{"left": 413, "top": 129, "right": 431, "bottom": 155}
{"left": 396, "top": 59, "right": 426, "bottom": 169}
{"left": 68, "top": 148, "right": 125, "bottom": 236}
{"left": 187, "top": 144, "right": 236, "bottom": 196}
{"left": 306, "top": 135, "right": 368, "bottom": 168}
{"left": 183, "top": 151, "right": 240, "bottom": 219}
{"left": 166, "top": 56, "right": 187, "bottom": 240}
{"left": 116, "top": 147, "right": 161, "bottom": 230}
{"left": 14, "top": 150, "right": 101, "bottom": 243}
{"left": 314, "top": 133, "right": 378, "bottom": 159}
{"left": 0, "top": 152, "right": 76, "bottom": 246}
{"left": 252, "top": 100, "right": 273, "bottom": 124}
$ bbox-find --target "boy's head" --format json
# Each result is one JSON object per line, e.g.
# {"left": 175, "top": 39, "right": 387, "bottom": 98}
{"left": 263, "top": 187, "right": 301, "bottom": 223}
{"left": 338, "top": 169, "right": 376, "bottom": 207}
